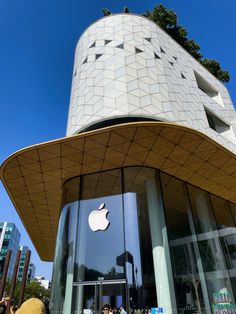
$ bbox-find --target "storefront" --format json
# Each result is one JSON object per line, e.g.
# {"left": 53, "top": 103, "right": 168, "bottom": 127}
{"left": 50, "top": 167, "right": 236, "bottom": 314}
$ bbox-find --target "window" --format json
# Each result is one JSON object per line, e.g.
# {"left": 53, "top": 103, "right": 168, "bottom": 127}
{"left": 204, "top": 108, "right": 230, "bottom": 133}
{"left": 194, "top": 71, "right": 224, "bottom": 107}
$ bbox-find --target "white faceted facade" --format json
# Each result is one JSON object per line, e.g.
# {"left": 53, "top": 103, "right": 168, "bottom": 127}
{"left": 67, "top": 14, "right": 236, "bottom": 152}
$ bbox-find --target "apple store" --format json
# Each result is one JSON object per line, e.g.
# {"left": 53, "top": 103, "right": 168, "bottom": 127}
{"left": 50, "top": 166, "right": 236, "bottom": 314}
{"left": 1, "top": 14, "right": 236, "bottom": 314}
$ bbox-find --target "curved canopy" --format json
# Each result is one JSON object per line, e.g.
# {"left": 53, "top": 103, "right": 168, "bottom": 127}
{"left": 1, "top": 122, "right": 236, "bottom": 261}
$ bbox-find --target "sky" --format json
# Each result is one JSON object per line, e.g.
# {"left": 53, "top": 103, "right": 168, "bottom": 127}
{"left": 0, "top": 0, "right": 235, "bottom": 280}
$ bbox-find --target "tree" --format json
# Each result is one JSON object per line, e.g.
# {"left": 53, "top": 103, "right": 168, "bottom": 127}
{"left": 200, "top": 59, "right": 230, "bottom": 83}
{"left": 4, "top": 279, "right": 50, "bottom": 305}
{"left": 143, "top": 4, "right": 230, "bottom": 82}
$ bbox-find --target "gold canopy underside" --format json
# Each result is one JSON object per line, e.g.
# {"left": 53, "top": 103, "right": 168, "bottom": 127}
{"left": 1, "top": 122, "right": 236, "bottom": 261}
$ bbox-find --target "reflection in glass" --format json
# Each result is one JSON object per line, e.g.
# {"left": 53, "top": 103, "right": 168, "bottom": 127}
{"left": 160, "top": 173, "right": 208, "bottom": 313}
{"left": 50, "top": 201, "right": 79, "bottom": 313}
{"left": 188, "top": 185, "right": 236, "bottom": 312}
{"left": 211, "top": 195, "right": 235, "bottom": 229}
{"left": 74, "top": 170, "right": 125, "bottom": 282}
{"left": 124, "top": 167, "right": 158, "bottom": 309}
{"left": 72, "top": 282, "right": 126, "bottom": 314}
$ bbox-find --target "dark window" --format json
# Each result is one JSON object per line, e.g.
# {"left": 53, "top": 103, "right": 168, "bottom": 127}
{"left": 205, "top": 108, "right": 230, "bottom": 133}
{"left": 89, "top": 42, "right": 95, "bottom": 48}
{"left": 105, "top": 40, "right": 112, "bottom": 45}
{"left": 154, "top": 52, "right": 161, "bottom": 59}
{"left": 194, "top": 71, "right": 224, "bottom": 106}
{"left": 82, "top": 57, "right": 87, "bottom": 64}
{"left": 116, "top": 43, "right": 124, "bottom": 49}
{"left": 135, "top": 47, "right": 143, "bottom": 53}
{"left": 95, "top": 54, "right": 102, "bottom": 60}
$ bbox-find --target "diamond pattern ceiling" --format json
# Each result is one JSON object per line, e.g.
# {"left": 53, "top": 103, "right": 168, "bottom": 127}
{"left": 1, "top": 121, "right": 236, "bottom": 261}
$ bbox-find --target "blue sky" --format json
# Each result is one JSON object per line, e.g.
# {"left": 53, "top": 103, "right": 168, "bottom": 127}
{"left": 0, "top": 0, "right": 235, "bottom": 279}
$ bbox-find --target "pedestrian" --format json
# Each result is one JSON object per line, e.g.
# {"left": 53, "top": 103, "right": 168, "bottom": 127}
{"left": 113, "top": 307, "right": 118, "bottom": 314}
{"left": 119, "top": 304, "right": 127, "bottom": 314}
{"left": 102, "top": 304, "right": 111, "bottom": 314}
{"left": 0, "top": 297, "right": 12, "bottom": 314}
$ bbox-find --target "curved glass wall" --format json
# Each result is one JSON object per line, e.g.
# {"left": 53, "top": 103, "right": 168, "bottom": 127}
{"left": 51, "top": 167, "right": 236, "bottom": 314}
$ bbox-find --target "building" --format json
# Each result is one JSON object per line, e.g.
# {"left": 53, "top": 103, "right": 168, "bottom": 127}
{"left": 28, "top": 263, "right": 36, "bottom": 281}
{"left": 17, "top": 246, "right": 36, "bottom": 281}
{"left": 1, "top": 13, "right": 236, "bottom": 314}
{"left": 0, "top": 222, "right": 20, "bottom": 279}
{"left": 35, "top": 276, "right": 51, "bottom": 290}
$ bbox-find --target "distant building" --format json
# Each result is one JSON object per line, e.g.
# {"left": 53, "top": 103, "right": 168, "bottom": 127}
{"left": 35, "top": 276, "right": 51, "bottom": 289}
{"left": 28, "top": 263, "right": 36, "bottom": 281}
{"left": 17, "top": 246, "right": 36, "bottom": 281}
{"left": 0, "top": 222, "right": 20, "bottom": 278}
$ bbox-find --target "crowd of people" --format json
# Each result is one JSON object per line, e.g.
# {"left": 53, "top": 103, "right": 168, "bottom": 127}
{"left": 0, "top": 297, "right": 46, "bottom": 314}
{"left": 1, "top": 297, "right": 128, "bottom": 314}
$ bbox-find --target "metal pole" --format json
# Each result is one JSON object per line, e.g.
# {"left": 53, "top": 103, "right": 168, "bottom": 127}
{"left": 0, "top": 250, "right": 12, "bottom": 299}
{"left": 18, "top": 250, "right": 31, "bottom": 308}
{"left": 6, "top": 250, "right": 21, "bottom": 312}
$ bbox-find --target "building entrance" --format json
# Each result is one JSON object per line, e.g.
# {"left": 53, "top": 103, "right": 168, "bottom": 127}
{"left": 73, "top": 279, "right": 126, "bottom": 314}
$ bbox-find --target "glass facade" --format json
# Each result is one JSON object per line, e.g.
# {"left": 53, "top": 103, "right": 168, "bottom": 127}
{"left": 50, "top": 167, "right": 236, "bottom": 314}
{"left": 0, "top": 222, "right": 21, "bottom": 279}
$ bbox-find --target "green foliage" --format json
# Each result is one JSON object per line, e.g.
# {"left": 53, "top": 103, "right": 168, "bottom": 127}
{"left": 200, "top": 59, "right": 230, "bottom": 83}
{"left": 4, "top": 279, "right": 50, "bottom": 305}
{"left": 143, "top": 4, "right": 230, "bottom": 82}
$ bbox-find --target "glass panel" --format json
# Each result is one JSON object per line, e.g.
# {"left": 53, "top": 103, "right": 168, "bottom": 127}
{"left": 72, "top": 284, "right": 97, "bottom": 314}
{"left": 50, "top": 201, "right": 79, "bottom": 313}
{"left": 211, "top": 196, "right": 236, "bottom": 274}
{"left": 188, "top": 185, "right": 236, "bottom": 312}
{"left": 123, "top": 167, "right": 157, "bottom": 310}
{"left": 188, "top": 185, "right": 217, "bottom": 234}
{"left": 211, "top": 195, "right": 235, "bottom": 229}
{"left": 71, "top": 282, "right": 126, "bottom": 314}
{"left": 188, "top": 185, "right": 224, "bottom": 270}
{"left": 61, "top": 177, "right": 80, "bottom": 209}
{"left": 74, "top": 170, "right": 125, "bottom": 282}
{"left": 160, "top": 173, "right": 208, "bottom": 313}
{"left": 101, "top": 283, "right": 126, "bottom": 310}
{"left": 221, "top": 234, "right": 236, "bottom": 272}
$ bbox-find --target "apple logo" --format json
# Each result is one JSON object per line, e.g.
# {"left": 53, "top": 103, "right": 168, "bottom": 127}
{"left": 88, "top": 203, "right": 110, "bottom": 232}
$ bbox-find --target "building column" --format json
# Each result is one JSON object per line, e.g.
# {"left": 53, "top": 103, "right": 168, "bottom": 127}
{"left": 146, "top": 173, "right": 177, "bottom": 313}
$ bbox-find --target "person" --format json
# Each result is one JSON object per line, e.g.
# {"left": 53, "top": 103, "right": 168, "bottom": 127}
{"left": 90, "top": 304, "right": 95, "bottom": 314}
{"left": 0, "top": 297, "right": 12, "bottom": 314}
{"left": 12, "top": 298, "right": 46, "bottom": 314}
{"left": 0, "top": 298, "right": 7, "bottom": 314}
{"left": 144, "top": 306, "right": 150, "bottom": 314}
{"left": 119, "top": 305, "right": 127, "bottom": 314}
{"left": 10, "top": 305, "right": 17, "bottom": 314}
{"left": 112, "top": 307, "right": 118, "bottom": 314}
{"left": 102, "top": 304, "right": 111, "bottom": 314}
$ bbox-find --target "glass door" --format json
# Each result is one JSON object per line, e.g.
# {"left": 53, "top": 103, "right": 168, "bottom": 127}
{"left": 72, "top": 279, "right": 126, "bottom": 314}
